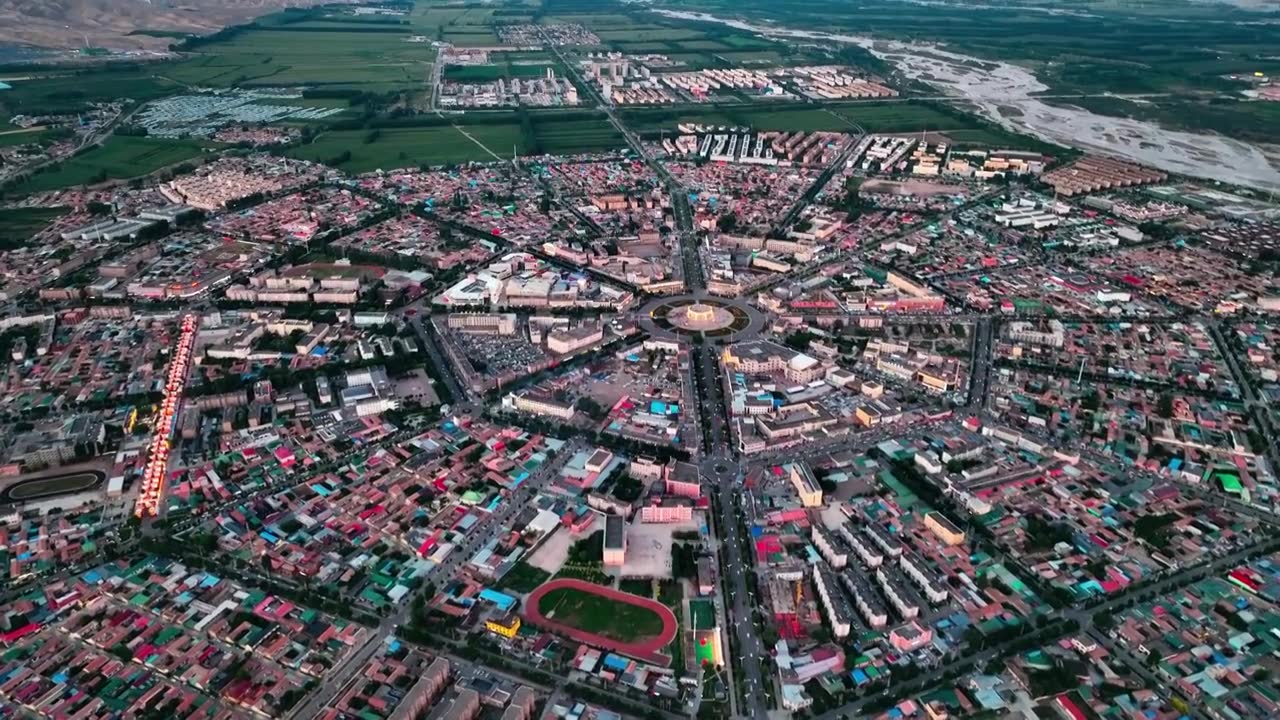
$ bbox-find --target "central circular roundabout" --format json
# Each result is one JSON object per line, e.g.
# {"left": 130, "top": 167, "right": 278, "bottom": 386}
{"left": 641, "top": 295, "right": 761, "bottom": 342}
{"left": 671, "top": 301, "right": 735, "bottom": 332}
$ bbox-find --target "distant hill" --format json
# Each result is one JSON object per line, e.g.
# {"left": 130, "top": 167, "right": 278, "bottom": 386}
{"left": 0, "top": 0, "right": 349, "bottom": 52}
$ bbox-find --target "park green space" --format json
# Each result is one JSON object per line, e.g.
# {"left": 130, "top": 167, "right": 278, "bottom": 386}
{"left": 537, "top": 586, "right": 667, "bottom": 643}
{"left": 499, "top": 562, "right": 552, "bottom": 593}
{"left": 10, "top": 136, "right": 210, "bottom": 195}
{"left": 0, "top": 207, "right": 67, "bottom": 248}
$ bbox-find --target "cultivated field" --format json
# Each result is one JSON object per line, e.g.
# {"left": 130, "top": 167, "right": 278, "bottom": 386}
{"left": 0, "top": 206, "right": 67, "bottom": 247}
{"left": 287, "top": 125, "right": 522, "bottom": 171}
{"left": 12, "top": 136, "right": 210, "bottom": 194}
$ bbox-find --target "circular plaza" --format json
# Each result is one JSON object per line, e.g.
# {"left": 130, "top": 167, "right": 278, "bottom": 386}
{"left": 640, "top": 295, "right": 762, "bottom": 343}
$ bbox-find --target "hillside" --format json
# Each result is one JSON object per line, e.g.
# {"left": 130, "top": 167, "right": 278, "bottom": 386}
{"left": 0, "top": 0, "right": 350, "bottom": 51}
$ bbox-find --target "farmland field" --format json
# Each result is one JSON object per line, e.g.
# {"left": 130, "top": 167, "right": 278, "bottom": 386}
{"left": 675, "top": 40, "right": 731, "bottom": 51}
{"left": 721, "top": 34, "right": 776, "bottom": 49}
{"left": 165, "top": 28, "right": 432, "bottom": 93}
{"left": 647, "top": 0, "right": 1280, "bottom": 142}
{"left": 10, "top": 137, "right": 210, "bottom": 195}
{"left": 0, "top": 70, "right": 180, "bottom": 117}
{"left": 621, "top": 102, "right": 984, "bottom": 135}
{"left": 412, "top": 6, "right": 495, "bottom": 30}
{"left": 0, "top": 207, "right": 68, "bottom": 248}
{"left": 716, "top": 51, "right": 785, "bottom": 65}
{"left": 596, "top": 28, "right": 708, "bottom": 43}
{"left": 539, "top": 13, "right": 639, "bottom": 28}
{"left": 287, "top": 125, "right": 524, "bottom": 171}
{"left": 0, "top": 127, "right": 50, "bottom": 147}
{"left": 443, "top": 63, "right": 557, "bottom": 82}
{"left": 443, "top": 31, "right": 501, "bottom": 47}
{"left": 532, "top": 118, "right": 626, "bottom": 155}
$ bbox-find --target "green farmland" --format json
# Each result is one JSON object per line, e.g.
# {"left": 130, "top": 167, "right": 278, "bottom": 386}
{"left": 443, "top": 63, "right": 558, "bottom": 82}
{"left": 166, "top": 28, "right": 432, "bottom": 93}
{"left": 532, "top": 118, "right": 625, "bottom": 155}
{"left": 0, "top": 207, "right": 68, "bottom": 248}
{"left": 0, "top": 127, "right": 52, "bottom": 148}
{"left": 10, "top": 137, "right": 210, "bottom": 195}
{"left": 287, "top": 125, "right": 524, "bottom": 171}
{"left": 0, "top": 70, "right": 180, "bottom": 117}
{"left": 622, "top": 102, "right": 974, "bottom": 134}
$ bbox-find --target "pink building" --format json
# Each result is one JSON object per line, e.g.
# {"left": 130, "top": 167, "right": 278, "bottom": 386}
{"left": 664, "top": 461, "right": 702, "bottom": 498}
{"left": 888, "top": 621, "right": 933, "bottom": 653}
{"left": 640, "top": 498, "right": 694, "bottom": 523}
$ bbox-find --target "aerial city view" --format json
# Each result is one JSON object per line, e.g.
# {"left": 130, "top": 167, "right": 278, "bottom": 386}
{"left": 2, "top": 0, "right": 1280, "bottom": 719}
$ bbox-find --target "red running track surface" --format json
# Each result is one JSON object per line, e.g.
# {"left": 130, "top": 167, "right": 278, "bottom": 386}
{"left": 522, "top": 578, "right": 677, "bottom": 667}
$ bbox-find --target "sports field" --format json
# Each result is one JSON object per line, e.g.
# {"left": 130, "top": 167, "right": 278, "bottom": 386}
{"left": 524, "top": 578, "right": 678, "bottom": 666}
{"left": 0, "top": 470, "right": 104, "bottom": 503}
{"left": 538, "top": 585, "right": 667, "bottom": 642}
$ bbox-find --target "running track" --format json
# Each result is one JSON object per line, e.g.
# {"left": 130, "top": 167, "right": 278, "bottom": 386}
{"left": 523, "top": 578, "right": 677, "bottom": 667}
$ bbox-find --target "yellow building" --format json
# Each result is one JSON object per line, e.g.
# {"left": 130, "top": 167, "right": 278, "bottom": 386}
{"left": 485, "top": 613, "right": 522, "bottom": 639}
{"left": 917, "top": 369, "right": 955, "bottom": 393}
{"left": 789, "top": 463, "right": 824, "bottom": 508}
{"left": 924, "top": 511, "right": 966, "bottom": 546}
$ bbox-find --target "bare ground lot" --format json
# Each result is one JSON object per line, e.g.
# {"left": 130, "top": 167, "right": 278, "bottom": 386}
{"left": 527, "top": 517, "right": 600, "bottom": 573}
{"left": 622, "top": 518, "right": 702, "bottom": 579}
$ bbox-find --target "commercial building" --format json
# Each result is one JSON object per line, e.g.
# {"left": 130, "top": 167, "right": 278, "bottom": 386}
{"left": 697, "top": 557, "right": 715, "bottom": 596}
{"left": 888, "top": 621, "right": 934, "bottom": 653}
{"left": 546, "top": 324, "right": 604, "bottom": 354}
{"left": 447, "top": 313, "right": 517, "bottom": 335}
{"left": 1005, "top": 319, "right": 1066, "bottom": 348}
{"left": 721, "top": 340, "right": 824, "bottom": 384}
{"left": 629, "top": 456, "right": 665, "bottom": 482}
{"left": 503, "top": 392, "right": 576, "bottom": 420}
{"left": 664, "top": 461, "right": 702, "bottom": 498}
